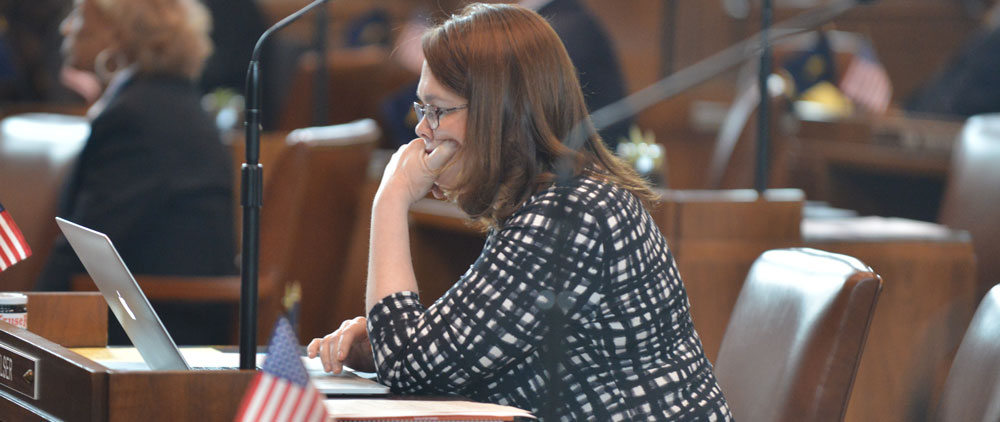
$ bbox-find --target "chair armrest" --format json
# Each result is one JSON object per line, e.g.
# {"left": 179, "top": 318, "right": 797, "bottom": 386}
{"left": 71, "top": 274, "right": 242, "bottom": 302}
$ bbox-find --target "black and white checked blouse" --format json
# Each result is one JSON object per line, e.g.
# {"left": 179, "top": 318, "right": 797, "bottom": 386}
{"left": 368, "top": 175, "right": 733, "bottom": 421}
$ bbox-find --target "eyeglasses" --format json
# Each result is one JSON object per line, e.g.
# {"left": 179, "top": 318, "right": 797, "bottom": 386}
{"left": 413, "top": 102, "right": 468, "bottom": 130}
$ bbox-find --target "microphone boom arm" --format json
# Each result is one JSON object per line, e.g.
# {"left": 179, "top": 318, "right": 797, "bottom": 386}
{"left": 240, "top": 0, "right": 330, "bottom": 370}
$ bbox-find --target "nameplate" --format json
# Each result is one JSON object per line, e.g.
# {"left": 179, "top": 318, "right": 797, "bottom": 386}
{"left": 0, "top": 342, "right": 38, "bottom": 400}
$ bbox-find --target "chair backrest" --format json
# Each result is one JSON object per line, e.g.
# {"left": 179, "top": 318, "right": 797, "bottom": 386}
{"left": 714, "top": 248, "right": 882, "bottom": 422}
{"left": 277, "top": 48, "right": 416, "bottom": 132}
{"left": 252, "top": 120, "right": 377, "bottom": 340}
{"left": 0, "top": 113, "right": 89, "bottom": 291}
{"left": 937, "top": 283, "right": 1000, "bottom": 422}
{"left": 257, "top": 142, "right": 311, "bottom": 284}
{"left": 282, "top": 119, "right": 378, "bottom": 340}
{"left": 939, "top": 114, "right": 1000, "bottom": 298}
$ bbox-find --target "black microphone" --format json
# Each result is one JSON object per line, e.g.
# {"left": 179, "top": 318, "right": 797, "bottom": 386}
{"left": 239, "top": 0, "right": 331, "bottom": 370}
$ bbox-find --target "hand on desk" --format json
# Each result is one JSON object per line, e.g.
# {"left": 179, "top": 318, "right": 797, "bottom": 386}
{"left": 307, "top": 316, "right": 375, "bottom": 374}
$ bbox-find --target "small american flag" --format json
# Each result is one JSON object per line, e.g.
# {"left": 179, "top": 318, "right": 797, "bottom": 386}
{"left": 0, "top": 201, "right": 31, "bottom": 272}
{"left": 235, "top": 316, "right": 327, "bottom": 422}
{"left": 840, "top": 42, "right": 893, "bottom": 114}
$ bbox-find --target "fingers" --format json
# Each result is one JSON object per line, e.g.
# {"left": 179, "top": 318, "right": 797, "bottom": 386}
{"left": 424, "top": 140, "right": 458, "bottom": 172}
{"left": 307, "top": 317, "right": 368, "bottom": 374}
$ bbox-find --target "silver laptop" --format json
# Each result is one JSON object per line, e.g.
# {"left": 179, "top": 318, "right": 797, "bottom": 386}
{"left": 57, "top": 217, "right": 193, "bottom": 370}
{"left": 55, "top": 218, "right": 390, "bottom": 394}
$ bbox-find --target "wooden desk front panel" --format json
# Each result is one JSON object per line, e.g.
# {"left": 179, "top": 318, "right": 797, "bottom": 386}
{"left": 0, "top": 323, "right": 108, "bottom": 421}
{"left": 806, "top": 240, "right": 978, "bottom": 422}
{"left": 106, "top": 371, "right": 254, "bottom": 422}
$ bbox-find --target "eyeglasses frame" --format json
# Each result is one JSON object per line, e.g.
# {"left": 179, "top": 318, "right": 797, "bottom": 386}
{"left": 413, "top": 102, "right": 468, "bottom": 130}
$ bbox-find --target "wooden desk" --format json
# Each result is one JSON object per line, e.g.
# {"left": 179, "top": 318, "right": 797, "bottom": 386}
{"left": 787, "top": 114, "right": 964, "bottom": 222}
{"left": 803, "top": 218, "right": 977, "bottom": 422}
{"left": 0, "top": 293, "right": 255, "bottom": 421}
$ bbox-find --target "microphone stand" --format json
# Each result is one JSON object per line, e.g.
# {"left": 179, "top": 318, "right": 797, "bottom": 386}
{"left": 240, "top": 0, "right": 330, "bottom": 370}
{"left": 755, "top": 0, "right": 774, "bottom": 192}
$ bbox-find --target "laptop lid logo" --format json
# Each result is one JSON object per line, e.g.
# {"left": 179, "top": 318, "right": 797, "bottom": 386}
{"left": 117, "top": 290, "right": 137, "bottom": 320}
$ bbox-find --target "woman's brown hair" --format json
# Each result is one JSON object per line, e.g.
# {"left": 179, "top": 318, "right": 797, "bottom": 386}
{"left": 422, "top": 3, "right": 655, "bottom": 229}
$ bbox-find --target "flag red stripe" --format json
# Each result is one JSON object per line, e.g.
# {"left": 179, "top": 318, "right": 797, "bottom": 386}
{"left": 5, "top": 213, "right": 31, "bottom": 257}
{"left": 273, "top": 382, "right": 303, "bottom": 422}
{"left": 234, "top": 373, "right": 262, "bottom": 421}
{"left": 290, "top": 388, "right": 314, "bottom": 422}
{"left": 303, "top": 391, "right": 326, "bottom": 422}
{"left": 841, "top": 57, "right": 891, "bottom": 114}
{"left": 259, "top": 378, "right": 290, "bottom": 421}
{"left": 280, "top": 382, "right": 311, "bottom": 422}
{"left": 0, "top": 227, "right": 16, "bottom": 269}
{"left": 236, "top": 374, "right": 272, "bottom": 422}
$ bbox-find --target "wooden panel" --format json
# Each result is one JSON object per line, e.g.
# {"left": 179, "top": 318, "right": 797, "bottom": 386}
{"left": 804, "top": 235, "right": 977, "bottom": 422}
{"left": 25, "top": 292, "right": 107, "bottom": 348}
{"left": 669, "top": 189, "right": 803, "bottom": 242}
{"left": 678, "top": 239, "right": 800, "bottom": 362}
{"left": 0, "top": 322, "right": 108, "bottom": 421}
{"left": 789, "top": 114, "right": 964, "bottom": 221}
{"left": 107, "top": 371, "right": 255, "bottom": 422}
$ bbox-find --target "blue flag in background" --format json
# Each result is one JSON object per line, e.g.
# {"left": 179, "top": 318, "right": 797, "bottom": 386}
{"left": 780, "top": 32, "right": 836, "bottom": 99}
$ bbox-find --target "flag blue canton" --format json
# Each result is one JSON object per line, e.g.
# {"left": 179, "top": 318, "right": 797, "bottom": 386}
{"left": 262, "top": 316, "right": 311, "bottom": 386}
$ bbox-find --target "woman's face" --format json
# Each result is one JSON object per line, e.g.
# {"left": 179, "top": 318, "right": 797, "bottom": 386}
{"left": 60, "top": 0, "right": 116, "bottom": 72}
{"left": 415, "top": 61, "right": 468, "bottom": 197}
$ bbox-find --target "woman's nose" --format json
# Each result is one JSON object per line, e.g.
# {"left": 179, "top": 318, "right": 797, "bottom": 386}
{"left": 414, "top": 114, "right": 433, "bottom": 141}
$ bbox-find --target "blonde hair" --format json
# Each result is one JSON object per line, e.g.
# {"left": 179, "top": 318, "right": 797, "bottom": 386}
{"left": 94, "top": 0, "right": 213, "bottom": 80}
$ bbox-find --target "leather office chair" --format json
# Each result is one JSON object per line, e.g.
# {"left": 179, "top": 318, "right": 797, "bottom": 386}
{"left": 282, "top": 119, "right": 378, "bottom": 340}
{"left": 277, "top": 48, "right": 417, "bottom": 134}
{"left": 72, "top": 142, "right": 310, "bottom": 343}
{"left": 713, "top": 248, "right": 882, "bottom": 422}
{"left": 72, "top": 120, "right": 378, "bottom": 343}
{"left": 0, "top": 113, "right": 89, "bottom": 292}
{"left": 936, "top": 282, "right": 1000, "bottom": 422}
{"left": 939, "top": 114, "right": 1000, "bottom": 299}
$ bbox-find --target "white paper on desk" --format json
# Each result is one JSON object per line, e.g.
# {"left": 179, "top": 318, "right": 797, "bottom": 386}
{"left": 79, "top": 347, "right": 257, "bottom": 371}
{"left": 324, "top": 399, "right": 536, "bottom": 420}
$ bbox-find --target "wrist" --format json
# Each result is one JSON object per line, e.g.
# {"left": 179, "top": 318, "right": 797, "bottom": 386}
{"left": 372, "top": 194, "right": 410, "bottom": 220}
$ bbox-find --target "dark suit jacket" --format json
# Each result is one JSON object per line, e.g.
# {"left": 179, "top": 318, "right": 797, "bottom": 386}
{"left": 905, "top": 26, "right": 1000, "bottom": 117}
{"left": 38, "top": 74, "right": 236, "bottom": 344}
{"left": 538, "top": 0, "right": 633, "bottom": 151}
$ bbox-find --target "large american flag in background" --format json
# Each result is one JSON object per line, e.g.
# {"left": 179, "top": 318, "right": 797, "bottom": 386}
{"left": 235, "top": 316, "right": 327, "bottom": 422}
{"left": 0, "top": 201, "right": 31, "bottom": 272}
{"left": 840, "top": 41, "right": 893, "bottom": 114}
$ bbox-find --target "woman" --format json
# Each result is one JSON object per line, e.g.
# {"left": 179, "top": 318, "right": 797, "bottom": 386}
{"left": 308, "top": 4, "right": 732, "bottom": 420}
{"left": 38, "top": 0, "right": 235, "bottom": 345}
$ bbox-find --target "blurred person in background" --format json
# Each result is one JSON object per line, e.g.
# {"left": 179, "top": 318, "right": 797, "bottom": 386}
{"left": 381, "top": 0, "right": 632, "bottom": 152}
{"left": 38, "top": 0, "right": 236, "bottom": 345}
{"left": 905, "top": 1, "right": 1000, "bottom": 117}
{"left": 0, "top": 0, "right": 77, "bottom": 104}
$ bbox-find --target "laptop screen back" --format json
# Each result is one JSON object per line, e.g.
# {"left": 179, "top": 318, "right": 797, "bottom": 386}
{"left": 55, "top": 217, "right": 190, "bottom": 370}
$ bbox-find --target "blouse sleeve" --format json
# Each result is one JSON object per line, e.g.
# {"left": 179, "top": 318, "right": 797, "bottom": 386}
{"left": 367, "top": 194, "right": 609, "bottom": 395}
